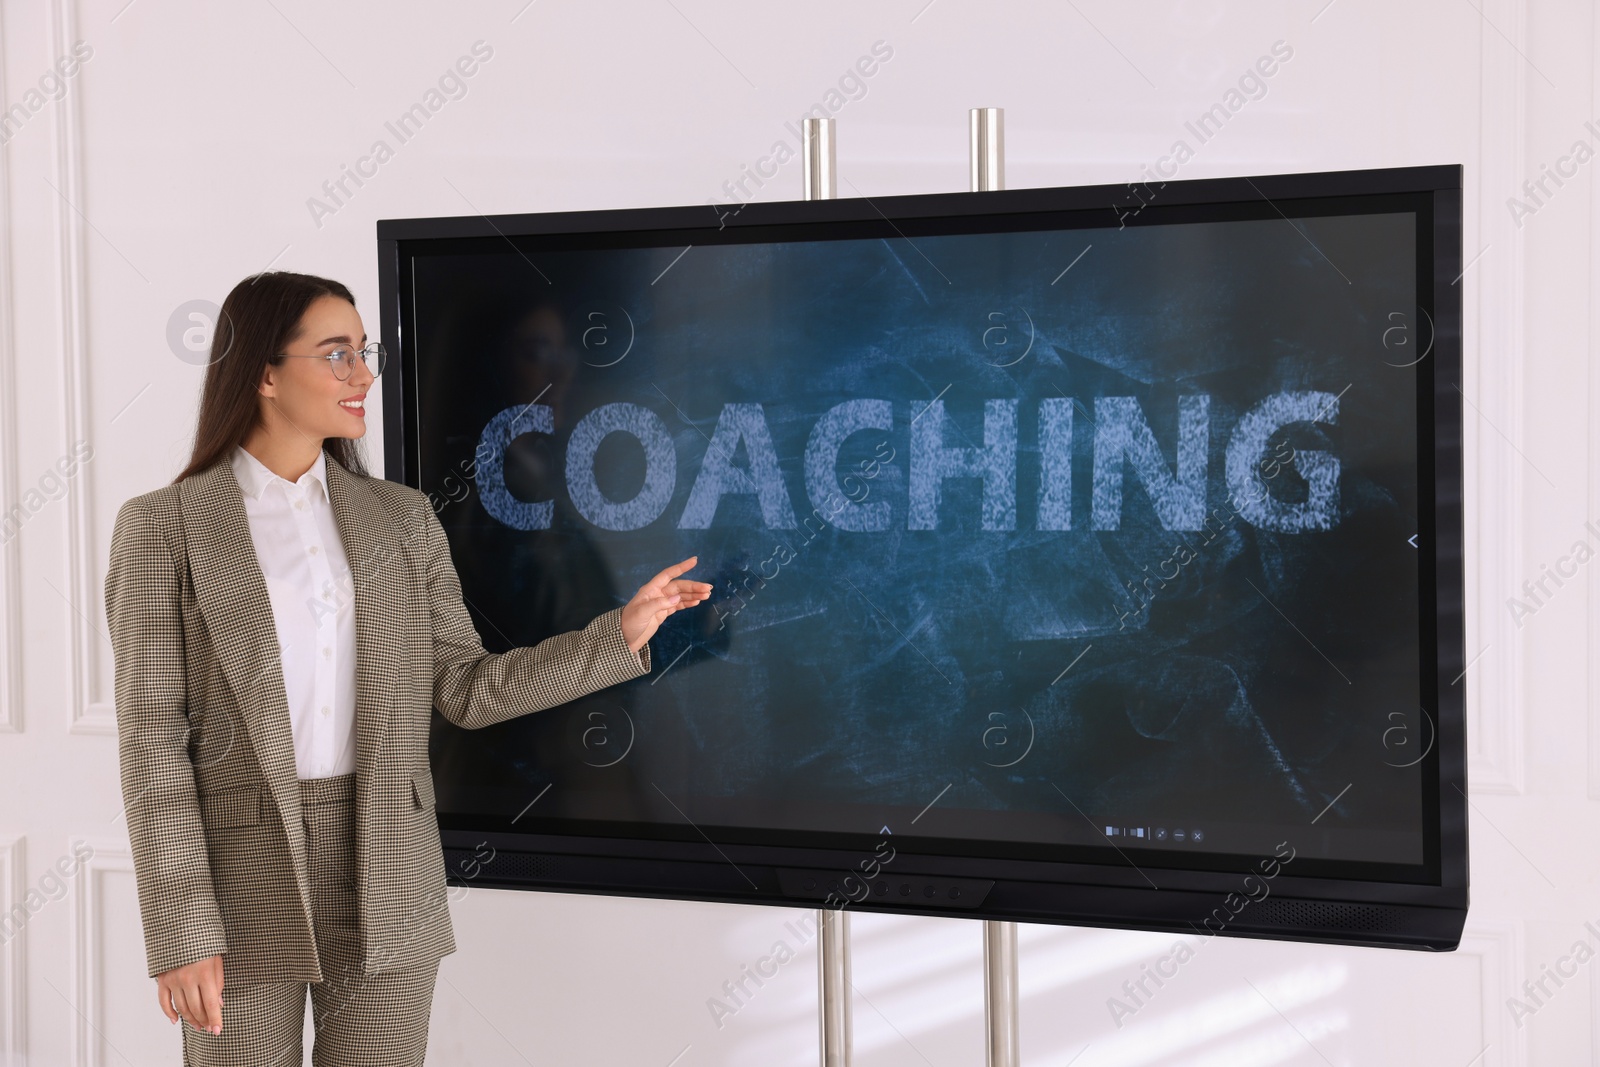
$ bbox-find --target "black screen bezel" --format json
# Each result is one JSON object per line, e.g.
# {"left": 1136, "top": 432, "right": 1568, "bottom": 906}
{"left": 376, "top": 162, "right": 1467, "bottom": 948}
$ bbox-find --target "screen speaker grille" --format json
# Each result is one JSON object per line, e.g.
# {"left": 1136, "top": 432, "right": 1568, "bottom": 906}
{"left": 446, "top": 848, "right": 557, "bottom": 882}
{"left": 1251, "top": 899, "right": 1404, "bottom": 933}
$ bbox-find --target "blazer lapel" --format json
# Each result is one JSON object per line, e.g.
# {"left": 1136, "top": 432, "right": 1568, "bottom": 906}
{"left": 180, "top": 458, "right": 314, "bottom": 925}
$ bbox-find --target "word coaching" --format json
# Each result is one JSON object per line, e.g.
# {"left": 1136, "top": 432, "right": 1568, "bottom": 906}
{"left": 472, "top": 391, "right": 1341, "bottom": 535}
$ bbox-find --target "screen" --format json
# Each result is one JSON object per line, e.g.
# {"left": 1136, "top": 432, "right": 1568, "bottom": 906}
{"left": 410, "top": 195, "right": 1433, "bottom": 885}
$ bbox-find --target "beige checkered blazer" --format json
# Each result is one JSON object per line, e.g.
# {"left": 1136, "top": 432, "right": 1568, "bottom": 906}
{"left": 103, "top": 451, "right": 651, "bottom": 983}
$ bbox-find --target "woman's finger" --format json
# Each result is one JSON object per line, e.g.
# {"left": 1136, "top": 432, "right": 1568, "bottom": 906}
{"left": 200, "top": 970, "right": 224, "bottom": 1035}
{"left": 648, "top": 592, "right": 684, "bottom": 618}
{"left": 665, "top": 579, "right": 713, "bottom": 595}
{"left": 157, "top": 982, "right": 178, "bottom": 1025}
{"left": 171, "top": 983, "right": 194, "bottom": 1029}
{"left": 646, "top": 556, "right": 699, "bottom": 587}
{"left": 186, "top": 977, "right": 211, "bottom": 1031}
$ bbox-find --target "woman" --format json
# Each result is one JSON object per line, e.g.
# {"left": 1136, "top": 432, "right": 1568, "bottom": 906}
{"left": 103, "top": 271, "right": 710, "bottom": 1063}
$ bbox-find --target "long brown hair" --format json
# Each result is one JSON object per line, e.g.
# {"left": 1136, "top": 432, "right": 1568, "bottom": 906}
{"left": 172, "top": 271, "right": 374, "bottom": 485}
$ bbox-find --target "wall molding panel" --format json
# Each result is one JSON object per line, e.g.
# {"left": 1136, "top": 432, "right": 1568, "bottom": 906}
{"left": 1461, "top": 921, "right": 1525, "bottom": 1067}
{"left": 0, "top": 836, "right": 26, "bottom": 1067}
{"left": 69, "top": 839, "right": 133, "bottom": 1067}
{"left": 1466, "top": 0, "right": 1529, "bottom": 797}
{"left": 50, "top": 0, "right": 111, "bottom": 738}
{"left": 0, "top": 0, "right": 25, "bottom": 737}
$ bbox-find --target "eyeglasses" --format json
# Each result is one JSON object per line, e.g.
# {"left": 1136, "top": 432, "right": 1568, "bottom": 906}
{"left": 275, "top": 342, "right": 387, "bottom": 381}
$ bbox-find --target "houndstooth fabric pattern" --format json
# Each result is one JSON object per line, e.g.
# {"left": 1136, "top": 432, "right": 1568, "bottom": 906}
{"left": 105, "top": 451, "right": 651, "bottom": 984}
{"left": 181, "top": 773, "right": 439, "bottom": 1066}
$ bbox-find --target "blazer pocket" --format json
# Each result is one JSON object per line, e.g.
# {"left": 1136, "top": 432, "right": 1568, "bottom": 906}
{"left": 410, "top": 768, "right": 436, "bottom": 812}
{"left": 199, "top": 784, "right": 262, "bottom": 829}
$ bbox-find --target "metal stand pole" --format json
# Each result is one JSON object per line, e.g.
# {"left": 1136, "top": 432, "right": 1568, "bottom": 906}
{"left": 803, "top": 114, "right": 849, "bottom": 1067}
{"left": 984, "top": 920, "right": 1019, "bottom": 1066}
{"left": 970, "top": 107, "right": 1005, "bottom": 192}
{"left": 818, "top": 906, "right": 851, "bottom": 1067}
{"left": 804, "top": 115, "right": 836, "bottom": 201}
{"left": 972, "top": 105, "right": 1020, "bottom": 1067}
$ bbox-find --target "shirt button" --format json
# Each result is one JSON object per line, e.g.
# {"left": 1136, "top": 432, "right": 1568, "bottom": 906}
{"left": 321, "top": 705, "right": 331, "bottom": 716}
{"left": 295, "top": 500, "right": 306, "bottom": 510}
{"left": 309, "top": 546, "right": 319, "bottom": 555}
{"left": 323, "top": 647, "right": 332, "bottom": 659}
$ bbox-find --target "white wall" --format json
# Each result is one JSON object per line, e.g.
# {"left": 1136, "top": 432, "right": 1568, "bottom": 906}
{"left": 0, "top": 0, "right": 1582, "bottom": 1062}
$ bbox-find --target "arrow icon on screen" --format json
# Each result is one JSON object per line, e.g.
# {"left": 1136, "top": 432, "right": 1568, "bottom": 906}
{"left": 1408, "top": 534, "right": 1418, "bottom": 548}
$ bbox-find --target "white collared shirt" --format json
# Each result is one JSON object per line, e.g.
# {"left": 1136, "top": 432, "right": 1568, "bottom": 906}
{"left": 229, "top": 445, "right": 358, "bottom": 780}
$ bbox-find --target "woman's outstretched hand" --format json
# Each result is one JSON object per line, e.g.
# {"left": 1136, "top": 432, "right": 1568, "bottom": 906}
{"left": 620, "top": 556, "right": 712, "bottom": 654}
{"left": 157, "top": 953, "right": 224, "bottom": 1034}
